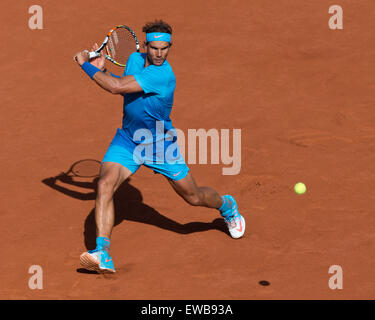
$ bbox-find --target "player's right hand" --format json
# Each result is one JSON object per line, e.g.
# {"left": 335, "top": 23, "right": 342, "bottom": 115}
{"left": 74, "top": 50, "right": 90, "bottom": 66}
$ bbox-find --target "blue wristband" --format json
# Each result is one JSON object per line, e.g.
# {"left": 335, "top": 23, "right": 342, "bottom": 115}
{"left": 81, "top": 61, "right": 101, "bottom": 79}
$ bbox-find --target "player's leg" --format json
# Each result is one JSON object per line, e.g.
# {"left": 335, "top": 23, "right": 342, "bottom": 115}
{"left": 80, "top": 161, "right": 133, "bottom": 273}
{"left": 95, "top": 161, "right": 133, "bottom": 239}
{"left": 144, "top": 144, "right": 245, "bottom": 239}
{"left": 166, "top": 172, "right": 222, "bottom": 208}
{"left": 80, "top": 133, "right": 140, "bottom": 273}
{"left": 167, "top": 172, "right": 245, "bottom": 239}
{"left": 94, "top": 139, "right": 140, "bottom": 242}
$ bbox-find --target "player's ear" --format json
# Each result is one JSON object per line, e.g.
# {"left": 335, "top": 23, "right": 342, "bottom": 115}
{"left": 143, "top": 41, "right": 148, "bottom": 50}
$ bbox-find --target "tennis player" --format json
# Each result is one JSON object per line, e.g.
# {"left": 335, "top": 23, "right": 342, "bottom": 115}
{"left": 74, "top": 20, "right": 245, "bottom": 273}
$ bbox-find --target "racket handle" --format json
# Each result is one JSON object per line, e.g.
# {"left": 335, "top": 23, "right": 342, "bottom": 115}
{"left": 89, "top": 51, "right": 101, "bottom": 59}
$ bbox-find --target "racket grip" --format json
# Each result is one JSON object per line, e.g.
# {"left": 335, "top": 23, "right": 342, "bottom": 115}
{"left": 89, "top": 51, "right": 101, "bottom": 59}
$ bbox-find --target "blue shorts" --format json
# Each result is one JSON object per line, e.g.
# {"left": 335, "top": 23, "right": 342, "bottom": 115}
{"left": 102, "top": 129, "right": 190, "bottom": 181}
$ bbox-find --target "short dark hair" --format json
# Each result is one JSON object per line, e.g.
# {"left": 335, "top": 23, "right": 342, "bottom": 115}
{"left": 142, "top": 19, "right": 172, "bottom": 34}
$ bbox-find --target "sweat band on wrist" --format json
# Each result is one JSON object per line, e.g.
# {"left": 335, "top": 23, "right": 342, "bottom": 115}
{"left": 81, "top": 61, "right": 101, "bottom": 79}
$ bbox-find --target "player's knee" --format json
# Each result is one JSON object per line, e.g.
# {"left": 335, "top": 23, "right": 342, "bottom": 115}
{"left": 97, "top": 177, "right": 116, "bottom": 198}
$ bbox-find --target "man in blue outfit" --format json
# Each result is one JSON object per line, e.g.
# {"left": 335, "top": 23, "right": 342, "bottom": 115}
{"left": 74, "top": 20, "right": 245, "bottom": 273}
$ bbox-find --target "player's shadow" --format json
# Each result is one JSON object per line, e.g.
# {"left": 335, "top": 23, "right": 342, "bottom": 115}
{"left": 42, "top": 171, "right": 228, "bottom": 250}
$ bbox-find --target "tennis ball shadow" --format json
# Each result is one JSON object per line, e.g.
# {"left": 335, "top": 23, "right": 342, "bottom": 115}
{"left": 259, "top": 280, "right": 270, "bottom": 286}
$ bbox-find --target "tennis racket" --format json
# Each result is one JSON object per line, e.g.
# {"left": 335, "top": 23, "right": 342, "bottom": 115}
{"left": 88, "top": 25, "right": 140, "bottom": 67}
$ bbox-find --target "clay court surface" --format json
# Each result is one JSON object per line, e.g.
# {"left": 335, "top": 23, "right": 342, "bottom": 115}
{"left": 1, "top": 0, "right": 374, "bottom": 299}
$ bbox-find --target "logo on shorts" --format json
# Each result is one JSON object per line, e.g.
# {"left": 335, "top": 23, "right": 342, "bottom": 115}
{"left": 173, "top": 171, "right": 182, "bottom": 177}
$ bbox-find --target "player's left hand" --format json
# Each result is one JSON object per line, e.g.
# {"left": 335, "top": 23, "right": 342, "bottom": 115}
{"left": 74, "top": 50, "right": 90, "bottom": 66}
{"left": 89, "top": 43, "right": 106, "bottom": 71}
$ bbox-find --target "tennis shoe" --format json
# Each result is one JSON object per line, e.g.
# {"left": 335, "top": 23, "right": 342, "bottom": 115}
{"left": 222, "top": 195, "right": 245, "bottom": 239}
{"left": 80, "top": 249, "right": 115, "bottom": 273}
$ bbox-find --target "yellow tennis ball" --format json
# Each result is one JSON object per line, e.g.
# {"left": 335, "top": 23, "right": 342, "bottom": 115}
{"left": 294, "top": 182, "right": 306, "bottom": 194}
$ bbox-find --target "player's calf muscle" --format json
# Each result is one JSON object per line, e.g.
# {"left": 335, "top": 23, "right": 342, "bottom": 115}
{"left": 185, "top": 192, "right": 202, "bottom": 206}
{"left": 198, "top": 187, "right": 222, "bottom": 209}
{"left": 182, "top": 187, "right": 219, "bottom": 208}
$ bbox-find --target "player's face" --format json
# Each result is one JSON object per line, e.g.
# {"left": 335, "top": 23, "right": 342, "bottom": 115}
{"left": 146, "top": 41, "right": 171, "bottom": 66}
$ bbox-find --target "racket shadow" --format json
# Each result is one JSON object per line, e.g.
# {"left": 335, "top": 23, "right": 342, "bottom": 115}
{"left": 42, "top": 169, "right": 228, "bottom": 250}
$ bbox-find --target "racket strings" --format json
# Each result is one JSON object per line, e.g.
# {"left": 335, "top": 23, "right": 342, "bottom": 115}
{"left": 108, "top": 28, "right": 137, "bottom": 65}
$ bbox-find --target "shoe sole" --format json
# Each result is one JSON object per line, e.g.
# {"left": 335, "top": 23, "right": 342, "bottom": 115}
{"left": 80, "top": 252, "right": 115, "bottom": 274}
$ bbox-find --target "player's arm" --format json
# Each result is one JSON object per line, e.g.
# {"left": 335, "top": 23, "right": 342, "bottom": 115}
{"left": 74, "top": 48, "right": 143, "bottom": 94}
{"left": 92, "top": 72, "right": 143, "bottom": 94}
